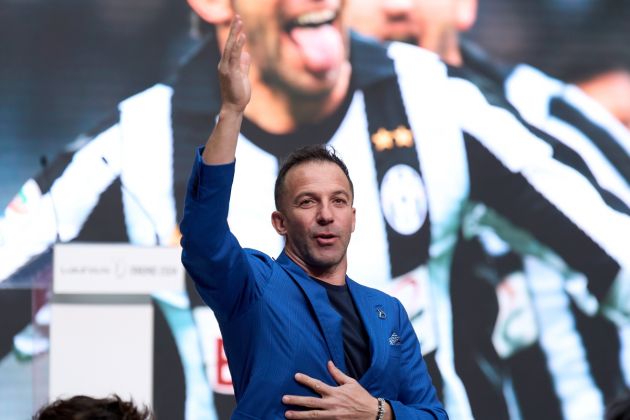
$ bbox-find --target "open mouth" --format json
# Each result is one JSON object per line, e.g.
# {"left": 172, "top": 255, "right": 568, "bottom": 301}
{"left": 282, "top": 9, "right": 343, "bottom": 74}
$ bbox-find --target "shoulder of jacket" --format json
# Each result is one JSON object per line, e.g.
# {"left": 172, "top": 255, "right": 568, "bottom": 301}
{"left": 349, "top": 279, "right": 400, "bottom": 305}
{"left": 243, "top": 247, "right": 276, "bottom": 267}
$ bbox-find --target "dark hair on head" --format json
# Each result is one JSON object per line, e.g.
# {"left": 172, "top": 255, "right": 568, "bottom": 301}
{"left": 274, "top": 144, "right": 354, "bottom": 210}
{"left": 33, "top": 394, "right": 154, "bottom": 420}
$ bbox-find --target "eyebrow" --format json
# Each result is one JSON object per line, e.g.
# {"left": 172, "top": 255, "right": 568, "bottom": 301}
{"left": 293, "top": 190, "right": 351, "bottom": 201}
{"left": 331, "top": 190, "right": 351, "bottom": 198}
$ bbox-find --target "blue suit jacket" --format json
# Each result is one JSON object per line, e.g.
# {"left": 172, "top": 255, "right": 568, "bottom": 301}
{"left": 181, "top": 151, "right": 447, "bottom": 419}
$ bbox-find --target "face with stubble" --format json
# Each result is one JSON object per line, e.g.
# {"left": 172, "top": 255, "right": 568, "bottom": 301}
{"left": 233, "top": 0, "right": 349, "bottom": 98}
{"left": 272, "top": 161, "right": 356, "bottom": 277}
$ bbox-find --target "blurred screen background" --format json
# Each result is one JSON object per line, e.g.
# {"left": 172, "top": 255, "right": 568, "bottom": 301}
{"left": 1, "top": 0, "right": 629, "bottom": 206}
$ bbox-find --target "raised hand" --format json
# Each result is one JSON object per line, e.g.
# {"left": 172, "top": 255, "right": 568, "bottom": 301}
{"left": 201, "top": 15, "right": 251, "bottom": 164}
{"left": 218, "top": 15, "right": 251, "bottom": 114}
{"left": 282, "top": 361, "right": 390, "bottom": 419}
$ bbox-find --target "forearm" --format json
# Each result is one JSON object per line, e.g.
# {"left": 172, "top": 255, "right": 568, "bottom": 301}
{"left": 201, "top": 108, "right": 244, "bottom": 165}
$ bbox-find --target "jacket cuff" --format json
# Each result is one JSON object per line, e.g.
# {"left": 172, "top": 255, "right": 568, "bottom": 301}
{"left": 388, "top": 399, "right": 448, "bottom": 419}
{"left": 193, "top": 147, "right": 236, "bottom": 198}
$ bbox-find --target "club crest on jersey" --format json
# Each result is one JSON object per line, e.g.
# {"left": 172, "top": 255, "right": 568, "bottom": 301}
{"left": 371, "top": 125, "right": 414, "bottom": 151}
{"left": 379, "top": 164, "right": 428, "bottom": 236}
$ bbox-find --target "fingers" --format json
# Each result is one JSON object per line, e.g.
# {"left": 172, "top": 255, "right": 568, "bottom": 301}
{"left": 285, "top": 410, "right": 325, "bottom": 419}
{"left": 223, "top": 15, "right": 242, "bottom": 57}
{"left": 327, "top": 360, "right": 354, "bottom": 385}
{"left": 230, "top": 25, "right": 246, "bottom": 66}
{"left": 219, "top": 16, "right": 245, "bottom": 72}
{"left": 282, "top": 395, "right": 324, "bottom": 409}
{"left": 294, "top": 373, "right": 333, "bottom": 396}
{"left": 240, "top": 48, "right": 251, "bottom": 75}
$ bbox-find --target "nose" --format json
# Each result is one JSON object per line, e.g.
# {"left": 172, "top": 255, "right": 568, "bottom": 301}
{"left": 316, "top": 203, "right": 334, "bottom": 225}
{"left": 382, "top": 0, "right": 413, "bottom": 18}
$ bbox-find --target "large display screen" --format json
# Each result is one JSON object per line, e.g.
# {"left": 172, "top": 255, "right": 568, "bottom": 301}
{"left": 1, "top": 0, "right": 629, "bottom": 419}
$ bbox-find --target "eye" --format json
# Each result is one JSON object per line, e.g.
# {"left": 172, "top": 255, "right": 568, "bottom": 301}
{"left": 332, "top": 197, "right": 348, "bottom": 206}
{"left": 298, "top": 198, "right": 315, "bottom": 207}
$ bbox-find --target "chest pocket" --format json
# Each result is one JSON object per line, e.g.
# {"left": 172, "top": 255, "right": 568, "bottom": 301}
{"left": 360, "top": 303, "right": 404, "bottom": 400}
{"left": 381, "top": 330, "right": 404, "bottom": 400}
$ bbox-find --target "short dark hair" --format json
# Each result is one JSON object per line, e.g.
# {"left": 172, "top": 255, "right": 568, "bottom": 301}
{"left": 33, "top": 395, "right": 154, "bottom": 420}
{"left": 274, "top": 145, "right": 354, "bottom": 210}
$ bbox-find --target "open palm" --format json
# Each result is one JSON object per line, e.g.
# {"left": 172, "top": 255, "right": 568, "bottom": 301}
{"left": 218, "top": 16, "right": 251, "bottom": 113}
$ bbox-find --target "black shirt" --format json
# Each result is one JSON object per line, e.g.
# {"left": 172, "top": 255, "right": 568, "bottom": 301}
{"left": 312, "top": 278, "right": 371, "bottom": 380}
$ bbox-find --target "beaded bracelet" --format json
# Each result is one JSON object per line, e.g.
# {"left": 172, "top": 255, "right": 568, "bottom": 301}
{"left": 376, "top": 397, "right": 385, "bottom": 420}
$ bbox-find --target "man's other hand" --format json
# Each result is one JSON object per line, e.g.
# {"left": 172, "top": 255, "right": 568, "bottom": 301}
{"left": 282, "top": 361, "right": 391, "bottom": 419}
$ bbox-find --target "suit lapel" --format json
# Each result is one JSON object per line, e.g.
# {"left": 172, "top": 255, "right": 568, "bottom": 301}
{"left": 276, "top": 252, "right": 347, "bottom": 373}
{"left": 347, "top": 279, "right": 388, "bottom": 387}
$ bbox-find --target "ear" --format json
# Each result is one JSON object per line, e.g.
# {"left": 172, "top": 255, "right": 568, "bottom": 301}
{"left": 187, "top": 0, "right": 233, "bottom": 25}
{"left": 351, "top": 207, "right": 356, "bottom": 233}
{"left": 455, "top": 0, "right": 478, "bottom": 32}
{"left": 271, "top": 211, "right": 288, "bottom": 236}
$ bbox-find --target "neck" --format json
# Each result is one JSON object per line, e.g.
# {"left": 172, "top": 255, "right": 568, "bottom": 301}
{"left": 442, "top": 47, "right": 463, "bottom": 67}
{"left": 284, "top": 249, "right": 348, "bottom": 286}
{"left": 422, "top": 32, "right": 463, "bottom": 67}
{"left": 244, "top": 62, "right": 351, "bottom": 134}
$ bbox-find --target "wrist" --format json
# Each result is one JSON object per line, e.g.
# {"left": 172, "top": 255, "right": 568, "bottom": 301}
{"left": 218, "top": 107, "right": 245, "bottom": 121}
{"left": 375, "top": 397, "right": 385, "bottom": 420}
{"left": 375, "top": 398, "right": 393, "bottom": 420}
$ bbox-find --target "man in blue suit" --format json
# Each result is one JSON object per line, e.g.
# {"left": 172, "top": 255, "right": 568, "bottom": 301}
{"left": 180, "top": 16, "right": 447, "bottom": 420}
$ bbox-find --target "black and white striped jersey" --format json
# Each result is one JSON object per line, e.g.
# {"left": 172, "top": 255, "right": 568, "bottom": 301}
{"left": 453, "top": 42, "right": 630, "bottom": 418}
{"left": 505, "top": 63, "right": 630, "bottom": 208}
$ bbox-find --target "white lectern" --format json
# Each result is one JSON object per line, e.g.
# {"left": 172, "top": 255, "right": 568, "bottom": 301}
{"left": 49, "top": 243, "right": 184, "bottom": 408}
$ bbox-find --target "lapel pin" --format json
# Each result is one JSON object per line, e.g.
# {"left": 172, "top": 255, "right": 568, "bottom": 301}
{"left": 376, "top": 307, "right": 386, "bottom": 319}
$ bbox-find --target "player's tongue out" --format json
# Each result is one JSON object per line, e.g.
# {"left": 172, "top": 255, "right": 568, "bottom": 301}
{"left": 290, "top": 24, "right": 343, "bottom": 74}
